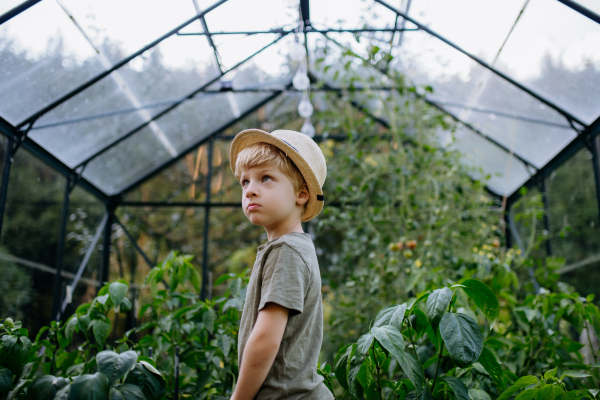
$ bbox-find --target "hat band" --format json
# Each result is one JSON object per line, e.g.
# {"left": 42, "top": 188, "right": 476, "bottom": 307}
{"left": 317, "top": 195, "right": 324, "bottom": 201}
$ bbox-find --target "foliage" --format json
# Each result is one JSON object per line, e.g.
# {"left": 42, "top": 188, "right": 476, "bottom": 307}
{"left": 0, "top": 252, "right": 247, "bottom": 400}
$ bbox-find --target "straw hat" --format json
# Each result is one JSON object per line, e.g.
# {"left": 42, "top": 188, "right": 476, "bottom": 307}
{"left": 229, "top": 129, "right": 327, "bottom": 222}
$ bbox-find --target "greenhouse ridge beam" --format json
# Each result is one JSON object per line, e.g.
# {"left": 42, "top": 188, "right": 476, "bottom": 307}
{"left": 15, "top": 0, "right": 229, "bottom": 130}
{"left": 557, "top": 0, "right": 600, "bottom": 25}
{"left": 75, "top": 34, "right": 289, "bottom": 169}
{"left": 177, "top": 27, "right": 418, "bottom": 36}
{"left": 117, "top": 86, "right": 290, "bottom": 196}
{"left": 375, "top": 0, "right": 588, "bottom": 129}
{"left": 0, "top": 0, "right": 41, "bottom": 25}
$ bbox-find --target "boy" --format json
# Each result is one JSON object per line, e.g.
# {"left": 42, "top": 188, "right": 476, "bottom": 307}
{"left": 229, "top": 129, "right": 333, "bottom": 400}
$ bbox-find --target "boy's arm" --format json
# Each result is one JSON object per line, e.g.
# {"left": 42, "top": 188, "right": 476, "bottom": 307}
{"left": 231, "top": 302, "right": 289, "bottom": 400}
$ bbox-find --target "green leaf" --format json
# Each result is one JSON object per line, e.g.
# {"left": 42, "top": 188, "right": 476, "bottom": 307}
{"left": 514, "top": 389, "right": 538, "bottom": 400}
{"left": 468, "top": 388, "right": 491, "bottom": 400}
{"left": 419, "top": 384, "right": 434, "bottom": 400}
{"left": 215, "top": 273, "right": 236, "bottom": 286}
{"left": 0, "top": 368, "right": 13, "bottom": 395}
{"left": 217, "top": 334, "right": 232, "bottom": 357}
{"left": 78, "top": 315, "right": 91, "bottom": 333}
{"left": 497, "top": 376, "right": 539, "bottom": 400}
{"left": 54, "top": 384, "right": 71, "bottom": 400}
{"left": 372, "top": 325, "right": 424, "bottom": 395}
{"left": 356, "top": 333, "right": 374, "bottom": 363}
{"left": 124, "top": 363, "right": 166, "bottom": 400}
{"left": 109, "top": 282, "right": 128, "bottom": 310}
{"left": 560, "top": 370, "right": 592, "bottom": 380}
{"left": 585, "top": 303, "right": 600, "bottom": 334}
{"left": 544, "top": 367, "right": 558, "bottom": 380}
{"left": 373, "top": 304, "right": 407, "bottom": 329}
{"left": 347, "top": 344, "right": 363, "bottom": 400}
{"left": 426, "top": 287, "right": 453, "bottom": 330}
{"left": 69, "top": 373, "right": 109, "bottom": 400}
{"left": 410, "top": 309, "right": 430, "bottom": 337}
{"left": 109, "top": 384, "right": 145, "bottom": 400}
{"left": 66, "top": 317, "right": 78, "bottom": 342}
{"left": 439, "top": 313, "right": 484, "bottom": 368}
{"left": 26, "top": 376, "right": 68, "bottom": 400}
{"left": 460, "top": 279, "right": 500, "bottom": 328}
{"left": 333, "top": 344, "right": 352, "bottom": 391}
{"left": 92, "top": 320, "right": 111, "bottom": 346}
{"left": 440, "top": 376, "right": 469, "bottom": 400}
{"left": 202, "top": 308, "right": 216, "bottom": 334}
{"left": 96, "top": 350, "right": 137, "bottom": 386}
{"left": 119, "top": 298, "right": 132, "bottom": 313}
{"left": 477, "top": 347, "right": 505, "bottom": 390}
{"left": 190, "top": 268, "right": 201, "bottom": 292}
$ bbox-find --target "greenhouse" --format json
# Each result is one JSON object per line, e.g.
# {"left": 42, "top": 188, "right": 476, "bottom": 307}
{"left": 0, "top": 0, "right": 599, "bottom": 399}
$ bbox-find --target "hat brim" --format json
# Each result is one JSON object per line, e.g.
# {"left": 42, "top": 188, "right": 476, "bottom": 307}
{"left": 230, "top": 129, "right": 323, "bottom": 222}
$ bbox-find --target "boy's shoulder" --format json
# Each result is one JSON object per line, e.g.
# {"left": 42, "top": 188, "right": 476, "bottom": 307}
{"left": 260, "top": 233, "right": 316, "bottom": 271}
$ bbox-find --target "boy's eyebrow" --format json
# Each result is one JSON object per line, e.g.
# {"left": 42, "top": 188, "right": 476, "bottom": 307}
{"left": 240, "top": 168, "right": 275, "bottom": 179}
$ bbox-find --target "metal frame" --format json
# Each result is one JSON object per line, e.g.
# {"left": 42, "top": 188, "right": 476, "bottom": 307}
{"left": 557, "top": 0, "right": 600, "bottom": 25}
{"left": 200, "top": 139, "right": 214, "bottom": 300}
{"left": 0, "top": 0, "right": 42, "bottom": 25}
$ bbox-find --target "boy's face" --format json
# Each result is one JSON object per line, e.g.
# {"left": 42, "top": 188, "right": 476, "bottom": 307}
{"left": 239, "top": 161, "right": 308, "bottom": 229}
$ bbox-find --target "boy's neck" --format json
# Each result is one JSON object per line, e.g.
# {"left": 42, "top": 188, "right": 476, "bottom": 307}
{"left": 265, "top": 219, "right": 304, "bottom": 242}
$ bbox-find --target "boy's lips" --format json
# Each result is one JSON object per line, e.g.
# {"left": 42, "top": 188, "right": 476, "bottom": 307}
{"left": 247, "top": 203, "right": 260, "bottom": 211}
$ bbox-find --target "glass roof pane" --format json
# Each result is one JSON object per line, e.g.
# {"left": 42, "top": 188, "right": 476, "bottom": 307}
{"left": 406, "top": 0, "right": 527, "bottom": 64}
{"left": 212, "top": 33, "right": 281, "bottom": 71}
{"left": 203, "top": 0, "right": 298, "bottom": 33}
{"left": 83, "top": 125, "right": 173, "bottom": 195}
{"left": 0, "top": 0, "right": 28, "bottom": 16}
{"left": 310, "top": 0, "right": 396, "bottom": 30}
{"left": 58, "top": 0, "right": 198, "bottom": 65}
{"left": 154, "top": 92, "right": 276, "bottom": 154}
{"left": 450, "top": 126, "right": 532, "bottom": 196}
{"left": 494, "top": 0, "right": 600, "bottom": 124}
{"left": 0, "top": 0, "right": 105, "bottom": 124}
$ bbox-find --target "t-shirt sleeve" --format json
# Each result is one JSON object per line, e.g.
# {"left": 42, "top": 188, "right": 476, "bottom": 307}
{"left": 259, "top": 243, "right": 310, "bottom": 315}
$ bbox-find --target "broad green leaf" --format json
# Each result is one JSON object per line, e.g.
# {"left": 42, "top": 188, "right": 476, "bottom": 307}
{"left": 373, "top": 304, "right": 407, "bottom": 329}
{"left": 78, "top": 315, "right": 91, "bottom": 333}
{"left": 66, "top": 317, "right": 78, "bottom": 342}
{"left": 119, "top": 298, "right": 132, "bottom": 313}
{"left": 419, "top": 384, "right": 433, "bottom": 400}
{"left": 514, "top": 389, "right": 538, "bottom": 400}
{"left": 497, "top": 376, "right": 539, "bottom": 400}
{"left": 477, "top": 347, "right": 505, "bottom": 390}
{"left": 69, "top": 373, "right": 109, "bottom": 400}
{"left": 333, "top": 344, "right": 352, "bottom": 391}
{"left": 593, "top": 363, "right": 600, "bottom": 368}
{"left": 356, "top": 333, "right": 374, "bottom": 364}
{"left": 0, "top": 335, "right": 23, "bottom": 375}
{"left": 440, "top": 313, "right": 484, "bottom": 368}
{"left": 190, "top": 268, "right": 201, "bottom": 293}
{"left": 7, "top": 378, "right": 28, "bottom": 400}
{"left": 138, "top": 361, "right": 161, "bottom": 377}
{"left": 109, "top": 384, "right": 145, "bottom": 400}
{"left": 27, "top": 376, "right": 68, "bottom": 400}
{"left": 92, "top": 320, "right": 111, "bottom": 346}
{"left": 587, "top": 389, "right": 599, "bottom": 398}
{"left": 410, "top": 309, "right": 430, "bottom": 337}
{"left": 372, "top": 325, "right": 424, "bottom": 395}
{"left": 203, "top": 308, "right": 217, "bottom": 334}
{"left": 0, "top": 368, "right": 13, "bottom": 395}
{"left": 468, "top": 388, "right": 491, "bottom": 400}
{"left": 54, "top": 384, "right": 71, "bottom": 400}
{"left": 584, "top": 303, "right": 600, "bottom": 335}
{"left": 426, "top": 287, "right": 452, "bottom": 330}
{"left": 217, "top": 334, "right": 232, "bottom": 357}
{"left": 461, "top": 279, "right": 500, "bottom": 328}
{"left": 560, "top": 370, "right": 592, "bottom": 380}
{"left": 96, "top": 350, "right": 137, "bottom": 386}
{"left": 347, "top": 344, "right": 363, "bottom": 400}
{"left": 124, "top": 363, "right": 166, "bottom": 400}
{"left": 544, "top": 367, "right": 558, "bottom": 380}
{"left": 215, "top": 273, "right": 236, "bottom": 286}
{"left": 440, "top": 376, "right": 469, "bottom": 400}
{"left": 109, "top": 282, "right": 128, "bottom": 310}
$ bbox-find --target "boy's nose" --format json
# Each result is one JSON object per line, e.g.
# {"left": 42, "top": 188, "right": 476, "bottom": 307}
{"left": 245, "top": 181, "right": 258, "bottom": 197}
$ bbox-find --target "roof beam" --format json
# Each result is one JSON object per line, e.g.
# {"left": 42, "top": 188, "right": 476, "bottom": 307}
{"left": 177, "top": 27, "right": 418, "bottom": 36}
{"left": 0, "top": 0, "right": 41, "bottom": 25}
{"left": 556, "top": 0, "right": 600, "bottom": 25}
{"left": 374, "top": 0, "right": 588, "bottom": 129}
{"left": 0, "top": 117, "right": 109, "bottom": 204}
{"left": 74, "top": 33, "right": 289, "bottom": 170}
{"left": 117, "top": 87, "right": 290, "bottom": 196}
{"left": 16, "top": 0, "right": 229, "bottom": 130}
{"left": 300, "top": 0, "right": 310, "bottom": 28}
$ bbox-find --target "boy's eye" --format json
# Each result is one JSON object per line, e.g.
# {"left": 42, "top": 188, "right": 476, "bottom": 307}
{"left": 262, "top": 175, "right": 272, "bottom": 182}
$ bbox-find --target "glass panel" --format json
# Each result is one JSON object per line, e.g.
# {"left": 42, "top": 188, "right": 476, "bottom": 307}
{"left": 213, "top": 33, "right": 281, "bottom": 72}
{"left": 203, "top": 0, "right": 298, "bottom": 33}
{"left": 0, "top": 147, "right": 65, "bottom": 335}
{"left": 310, "top": 0, "right": 396, "bottom": 30}
{"left": 407, "top": 0, "right": 527, "bottom": 64}
{"left": 0, "top": 0, "right": 28, "bottom": 15}
{"left": 83, "top": 125, "right": 174, "bottom": 195}
{"left": 212, "top": 139, "right": 242, "bottom": 204}
{"left": 59, "top": 0, "right": 197, "bottom": 64}
{"left": 450, "top": 126, "right": 532, "bottom": 196}
{"left": 0, "top": 0, "right": 105, "bottom": 124}
{"left": 494, "top": 0, "right": 600, "bottom": 124}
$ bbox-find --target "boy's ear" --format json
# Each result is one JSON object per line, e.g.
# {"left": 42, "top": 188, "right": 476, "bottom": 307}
{"left": 296, "top": 183, "right": 309, "bottom": 206}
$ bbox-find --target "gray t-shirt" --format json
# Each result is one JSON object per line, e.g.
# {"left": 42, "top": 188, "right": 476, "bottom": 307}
{"left": 238, "top": 232, "right": 333, "bottom": 400}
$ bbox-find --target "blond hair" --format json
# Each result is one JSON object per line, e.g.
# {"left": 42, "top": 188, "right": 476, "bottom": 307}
{"left": 234, "top": 142, "right": 306, "bottom": 194}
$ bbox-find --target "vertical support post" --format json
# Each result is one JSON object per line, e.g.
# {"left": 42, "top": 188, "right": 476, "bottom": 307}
{"left": 174, "top": 345, "right": 180, "bottom": 400}
{"left": 99, "top": 203, "right": 115, "bottom": 291}
{"left": 540, "top": 177, "right": 553, "bottom": 256}
{"left": 51, "top": 176, "right": 71, "bottom": 321}
{"left": 201, "top": 139, "right": 214, "bottom": 300}
{"left": 0, "top": 136, "right": 14, "bottom": 242}
{"left": 591, "top": 135, "right": 600, "bottom": 226}
{"left": 504, "top": 202, "right": 513, "bottom": 249}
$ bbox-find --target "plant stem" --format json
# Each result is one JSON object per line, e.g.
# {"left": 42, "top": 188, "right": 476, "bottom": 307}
{"left": 431, "top": 332, "right": 445, "bottom": 390}
{"left": 50, "top": 337, "right": 58, "bottom": 374}
{"left": 371, "top": 344, "right": 383, "bottom": 400}
{"left": 407, "top": 320, "right": 420, "bottom": 360}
